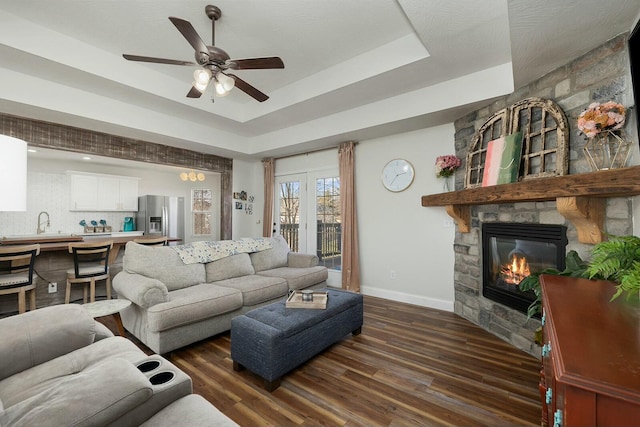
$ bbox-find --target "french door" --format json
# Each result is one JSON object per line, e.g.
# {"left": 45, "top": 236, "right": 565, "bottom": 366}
{"left": 274, "top": 171, "right": 341, "bottom": 272}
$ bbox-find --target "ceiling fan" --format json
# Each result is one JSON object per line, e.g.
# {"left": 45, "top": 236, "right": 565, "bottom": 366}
{"left": 122, "top": 4, "right": 284, "bottom": 102}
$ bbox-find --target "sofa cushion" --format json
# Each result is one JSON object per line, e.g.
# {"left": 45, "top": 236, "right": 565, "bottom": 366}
{"left": 250, "top": 235, "right": 290, "bottom": 272}
{"left": 205, "top": 253, "right": 255, "bottom": 283}
{"left": 287, "top": 252, "right": 320, "bottom": 268}
{"left": 123, "top": 242, "right": 206, "bottom": 291}
{"left": 0, "top": 358, "right": 152, "bottom": 427}
{"left": 140, "top": 394, "right": 239, "bottom": 427}
{"left": 212, "top": 275, "right": 288, "bottom": 306}
{"left": 0, "top": 337, "right": 143, "bottom": 409}
{"left": 147, "top": 284, "right": 243, "bottom": 332}
{"left": 0, "top": 304, "right": 96, "bottom": 382}
{"left": 256, "top": 266, "right": 328, "bottom": 290}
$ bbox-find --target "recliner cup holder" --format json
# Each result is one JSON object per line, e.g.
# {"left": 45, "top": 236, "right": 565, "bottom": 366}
{"left": 149, "top": 371, "right": 175, "bottom": 385}
{"left": 137, "top": 360, "right": 161, "bottom": 373}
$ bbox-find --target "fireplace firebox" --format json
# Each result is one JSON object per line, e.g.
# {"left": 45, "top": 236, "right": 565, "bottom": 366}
{"left": 482, "top": 223, "right": 567, "bottom": 316}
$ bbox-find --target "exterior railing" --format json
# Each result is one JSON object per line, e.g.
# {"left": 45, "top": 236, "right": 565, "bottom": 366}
{"left": 280, "top": 223, "right": 299, "bottom": 252}
{"left": 279, "top": 222, "right": 341, "bottom": 262}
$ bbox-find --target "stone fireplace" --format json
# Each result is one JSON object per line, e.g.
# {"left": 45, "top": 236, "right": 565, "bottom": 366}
{"left": 448, "top": 34, "right": 637, "bottom": 357}
{"left": 481, "top": 223, "right": 567, "bottom": 317}
{"left": 450, "top": 198, "right": 633, "bottom": 357}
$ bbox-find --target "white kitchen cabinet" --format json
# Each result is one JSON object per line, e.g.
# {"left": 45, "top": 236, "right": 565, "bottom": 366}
{"left": 96, "top": 176, "right": 138, "bottom": 211}
{"left": 118, "top": 178, "right": 139, "bottom": 210}
{"left": 69, "top": 172, "right": 139, "bottom": 211}
{"left": 69, "top": 174, "right": 99, "bottom": 210}
{"left": 96, "top": 177, "right": 120, "bottom": 211}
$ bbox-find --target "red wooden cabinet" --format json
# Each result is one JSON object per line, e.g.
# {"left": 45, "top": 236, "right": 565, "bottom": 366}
{"left": 540, "top": 275, "right": 640, "bottom": 426}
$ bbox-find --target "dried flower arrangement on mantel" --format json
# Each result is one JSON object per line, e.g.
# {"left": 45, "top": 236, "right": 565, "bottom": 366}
{"left": 465, "top": 97, "right": 569, "bottom": 189}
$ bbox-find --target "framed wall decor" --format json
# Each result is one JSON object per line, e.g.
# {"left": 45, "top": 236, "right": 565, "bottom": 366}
{"left": 465, "top": 97, "right": 569, "bottom": 188}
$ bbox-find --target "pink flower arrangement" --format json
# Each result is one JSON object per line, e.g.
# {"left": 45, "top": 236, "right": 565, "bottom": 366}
{"left": 435, "top": 154, "right": 461, "bottom": 178}
{"left": 577, "top": 101, "right": 626, "bottom": 138}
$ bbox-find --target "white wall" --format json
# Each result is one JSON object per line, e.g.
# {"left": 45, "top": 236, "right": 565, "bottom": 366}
{"left": 231, "top": 158, "right": 263, "bottom": 239}
{"left": 0, "top": 156, "right": 221, "bottom": 243}
{"left": 356, "top": 125, "right": 456, "bottom": 310}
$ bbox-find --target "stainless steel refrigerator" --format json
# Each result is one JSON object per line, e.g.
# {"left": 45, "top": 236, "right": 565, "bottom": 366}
{"left": 137, "top": 195, "right": 185, "bottom": 243}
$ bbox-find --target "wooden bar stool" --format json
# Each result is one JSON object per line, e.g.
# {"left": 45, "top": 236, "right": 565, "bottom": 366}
{"left": 133, "top": 236, "right": 168, "bottom": 246}
{"left": 66, "top": 240, "right": 113, "bottom": 304}
{"left": 0, "top": 244, "right": 40, "bottom": 314}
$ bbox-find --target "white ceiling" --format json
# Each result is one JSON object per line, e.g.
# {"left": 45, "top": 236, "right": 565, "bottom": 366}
{"left": 1, "top": 0, "right": 639, "bottom": 163}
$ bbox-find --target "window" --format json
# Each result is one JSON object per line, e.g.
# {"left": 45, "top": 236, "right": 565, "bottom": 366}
{"left": 192, "top": 188, "right": 212, "bottom": 235}
{"left": 315, "top": 176, "right": 341, "bottom": 270}
{"left": 278, "top": 179, "right": 302, "bottom": 252}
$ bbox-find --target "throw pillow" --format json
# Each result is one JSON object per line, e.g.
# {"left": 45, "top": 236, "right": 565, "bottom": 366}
{"left": 123, "top": 242, "right": 205, "bottom": 291}
{"left": 250, "top": 235, "right": 290, "bottom": 272}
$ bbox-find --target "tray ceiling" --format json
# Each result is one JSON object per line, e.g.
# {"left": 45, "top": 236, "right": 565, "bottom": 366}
{"left": 0, "top": 0, "right": 638, "bottom": 160}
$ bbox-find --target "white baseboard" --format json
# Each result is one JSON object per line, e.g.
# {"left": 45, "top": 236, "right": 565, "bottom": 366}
{"left": 361, "top": 286, "right": 454, "bottom": 312}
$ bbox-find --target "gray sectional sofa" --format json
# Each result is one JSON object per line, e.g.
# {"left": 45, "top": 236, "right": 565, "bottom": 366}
{"left": 113, "top": 235, "right": 328, "bottom": 354}
{"left": 0, "top": 304, "right": 238, "bottom": 427}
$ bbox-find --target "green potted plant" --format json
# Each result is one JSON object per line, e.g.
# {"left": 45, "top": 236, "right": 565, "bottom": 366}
{"left": 587, "top": 234, "right": 640, "bottom": 302}
{"left": 519, "top": 250, "right": 592, "bottom": 318}
{"left": 519, "top": 235, "right": 640, "bottom": 345}
{"left": 519, "top": 251, "right": 592, "bottom": 345}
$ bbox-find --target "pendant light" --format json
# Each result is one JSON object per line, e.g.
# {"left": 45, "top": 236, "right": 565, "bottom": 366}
{"left": 179, "top": 170, "right": 205, "bottom": 182}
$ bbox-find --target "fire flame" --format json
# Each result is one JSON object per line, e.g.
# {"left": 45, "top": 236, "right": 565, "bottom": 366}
{"left": 500, "top": 254, "right": 531, "bottom": 285}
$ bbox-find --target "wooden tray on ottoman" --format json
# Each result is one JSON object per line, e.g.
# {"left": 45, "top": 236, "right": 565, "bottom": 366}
{"left": 286, "top": 291, "right": 328, "bottom": 309}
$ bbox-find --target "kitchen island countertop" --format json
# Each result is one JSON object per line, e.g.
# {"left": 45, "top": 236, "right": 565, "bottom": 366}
{"left": 1, "top": 235, "right": 182, "bottom": 264}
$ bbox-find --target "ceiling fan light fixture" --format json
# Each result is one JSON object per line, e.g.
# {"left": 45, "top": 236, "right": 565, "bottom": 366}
{"left": 193, "top": 80, "right": 209, "bottom": 92}
{"left": 194, "top": 68, "right": 212, "bottom": 85}
{"left": 188, "top": 171, "right": 197, "bottom": 181}
{"left": 217, "top": 72, "right": 235, "bottom": 91}
{"left": 213, "top": 78, "right": 229, "bottom": 96}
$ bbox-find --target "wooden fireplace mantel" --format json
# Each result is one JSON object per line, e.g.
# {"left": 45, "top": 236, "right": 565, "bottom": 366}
{"left": 421, "top": 165, "right": 640, "bottom": 244}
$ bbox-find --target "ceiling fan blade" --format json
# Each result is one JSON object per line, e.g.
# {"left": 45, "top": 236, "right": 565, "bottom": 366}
{"left": 228, "top": 74, "right": 269, "bottom": 102}
{"left": 186, "top": 86, "right": 203, "bottom": 98}
{"left": 227, "top": 57, "right": 285, "bottom": 70}
{"left": 123, "top": 54, "right": 196, "bottom": 66}
{"left": 169, "top": 17, "right": 210, "bottom": 56}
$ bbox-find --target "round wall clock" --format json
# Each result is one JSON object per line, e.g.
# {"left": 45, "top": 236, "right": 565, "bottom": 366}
{"left": 381, "top": 159, "right": 415, "bottom": 192}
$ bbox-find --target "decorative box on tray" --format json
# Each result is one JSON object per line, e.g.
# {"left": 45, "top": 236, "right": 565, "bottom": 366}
{"left": 285, "top": 290, "right": 328, "bottom": 309}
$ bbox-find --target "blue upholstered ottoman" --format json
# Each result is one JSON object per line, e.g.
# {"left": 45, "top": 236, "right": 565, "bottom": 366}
{"left": 230, "top": 288, "right": 363, "bottom": 391}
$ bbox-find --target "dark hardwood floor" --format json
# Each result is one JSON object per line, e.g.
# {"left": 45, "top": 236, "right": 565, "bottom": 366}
{"left": 110, "top": 296, "right": 542, "bottom": 426}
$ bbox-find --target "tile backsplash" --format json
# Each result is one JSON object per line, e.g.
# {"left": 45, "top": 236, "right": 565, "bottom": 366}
{"left": 0, "top": 171, "right": 135, "bottom": 236}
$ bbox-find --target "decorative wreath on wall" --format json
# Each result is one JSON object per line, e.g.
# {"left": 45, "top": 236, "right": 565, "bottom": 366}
{"left": 465, "top": 97, "right": 569, "bottom": 189}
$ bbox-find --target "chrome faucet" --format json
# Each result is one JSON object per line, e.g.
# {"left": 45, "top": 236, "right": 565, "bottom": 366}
{"left": 37, "top": 211, "right": 50, "bottom": 234}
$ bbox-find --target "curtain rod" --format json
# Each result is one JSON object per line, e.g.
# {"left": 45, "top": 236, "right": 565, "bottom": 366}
{"left": 273, "top": 141, "right": 358, "bottom": 161}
